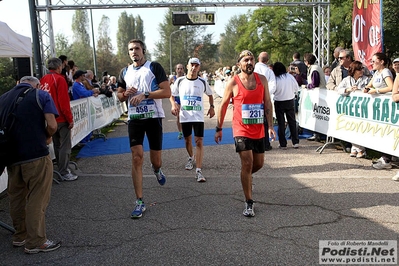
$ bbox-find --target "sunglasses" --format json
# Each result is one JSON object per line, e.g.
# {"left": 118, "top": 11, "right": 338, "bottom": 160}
{"left": 338, "top": 56, "right": 346, "bottom": 60}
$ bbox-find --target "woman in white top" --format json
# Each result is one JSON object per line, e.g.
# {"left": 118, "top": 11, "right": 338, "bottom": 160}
{"left": 337, "top": 61, "right": 369, "bottom": 158}
{"left": 270, "top": 62, "right": 299, "bottom": 149}
{"left": 337, "top": 61, "right": 369, "bottom": 96}
{"left": 364, "top": 52, "right": 394, "bottom": 94}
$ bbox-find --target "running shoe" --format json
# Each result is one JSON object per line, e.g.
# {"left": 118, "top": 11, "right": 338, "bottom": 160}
{"left": 185, "top": 158, "right": 194, "bottom": 170}
{"left": 392, "top": 171, "right": 399, "bottom": 181}
{"left": 24, "top": 239, "right": 61, "bottom": 254}
{"left": 62, "top": 172, "right": 78, "bottom": 181}
{"left": 196, "top": 170, "right": 206, "bottom": 182}
{"left": 152, "top": 165, "right": 166, "bottom": 185}
{"left": 372, "top": 157, "right": 392, "bottom": 169}
{"left": 243, "top": 200, "right": 255, "bottom": 217}
{"left": 131, "top": 199, "right": 146, "bottom": 219}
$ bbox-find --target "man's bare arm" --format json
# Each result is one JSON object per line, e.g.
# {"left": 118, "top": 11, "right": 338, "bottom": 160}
{"left": 216, "top": 80, "right": 234, "bottom": 129}
{"left": 148, "top": 81, "right": 171, "bottom": 99}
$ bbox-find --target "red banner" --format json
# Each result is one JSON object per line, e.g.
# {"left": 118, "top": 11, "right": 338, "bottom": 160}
{"left": 352, "top": 0, "right": 383, "bottom": 70}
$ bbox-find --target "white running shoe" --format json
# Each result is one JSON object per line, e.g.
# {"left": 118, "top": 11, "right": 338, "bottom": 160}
{"left": 62, "top": 172, "right": 78, "bottom": 181}
{"left": 243, "top": 200, "right": 255, "bottom": 217}
{"left": 185, "top": 158, "right": 194, "bottom": 170}
{"left": 392, "top": 171, "right": 399, "bottom": 181}
{"left": 372, "top": 157, "right": 392, "bottom": 170}
{"left": 196, "top": 171, "right": 206, "bottom": 182}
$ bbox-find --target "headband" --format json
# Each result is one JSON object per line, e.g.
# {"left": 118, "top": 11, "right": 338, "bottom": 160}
{"left": 237, "top": 50, "right": 254, "bottom": 62}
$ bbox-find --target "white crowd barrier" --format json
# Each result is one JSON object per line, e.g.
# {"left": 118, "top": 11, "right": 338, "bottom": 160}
{"left": 70, "top": 93, "right": 127, "bottom": 147}
{"left": 1, "top": 93, "right": 127, "bottom": 194}
{"left": 298, "top": 88, "right": 399, "bottom": 157}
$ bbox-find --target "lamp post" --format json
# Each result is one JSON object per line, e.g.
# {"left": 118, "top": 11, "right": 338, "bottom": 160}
{"left": 169, "top": 26, "right": 186, "bottom": 76}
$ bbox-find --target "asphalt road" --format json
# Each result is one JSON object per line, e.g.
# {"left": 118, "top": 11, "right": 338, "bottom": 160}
{"left": 1, "top": 95, "right": 398, "bottom": 266}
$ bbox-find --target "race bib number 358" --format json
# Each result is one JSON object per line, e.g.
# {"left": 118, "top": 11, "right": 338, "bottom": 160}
{"left": 242, "top": 104, "right": 264, "bottom": 124}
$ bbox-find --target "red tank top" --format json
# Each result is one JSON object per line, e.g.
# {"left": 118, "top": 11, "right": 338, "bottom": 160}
{"left": 232, "top": 73, "right": 265, "bottom": 139}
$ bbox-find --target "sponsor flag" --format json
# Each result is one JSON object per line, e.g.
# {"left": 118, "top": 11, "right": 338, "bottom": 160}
{"left": 352, "top": 0, "right": 383, "bottom": 70}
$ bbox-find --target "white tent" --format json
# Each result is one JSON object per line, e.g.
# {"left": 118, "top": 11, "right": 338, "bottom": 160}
{"left": 0, "top": 21, "right": 32, "bottom": 57}
{"left": 0, "top": 21, "right": 32, "bottom": 194}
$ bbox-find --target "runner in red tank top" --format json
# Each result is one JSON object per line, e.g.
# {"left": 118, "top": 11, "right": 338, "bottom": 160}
{"left": 214, "top": 50, "right": 276, "bottom": 217}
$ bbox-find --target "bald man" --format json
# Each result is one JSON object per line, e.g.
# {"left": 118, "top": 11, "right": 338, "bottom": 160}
{"left": 254, "top": 52, "right": 276, "bottom": 151}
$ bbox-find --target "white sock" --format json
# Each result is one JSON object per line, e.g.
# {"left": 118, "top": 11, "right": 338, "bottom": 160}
{"left": 196, "top": 168, "right": 201, "bottom": 173}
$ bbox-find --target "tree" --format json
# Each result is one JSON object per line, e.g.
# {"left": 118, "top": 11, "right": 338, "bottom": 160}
{"left": 116, "top": 12, "right": 135, "bottom": 66}
{"left": 154, "top": 8, "right": 218, "bottom": 75}
{"left": 0, "top": 58, "right": 16, "bottom": 95}
{"left": 381, "top": 0, "right": 399, "bottom": 58}
{"left": 69, "top": 9, "right": 93, "bottom": 71}
{"left": 218, "top": 14, "right": 249, "bottom": 67}
{"left": 135, "top": 16, "right": 145, "bottom": 43}
{"left": 116, "top": 13, "right": 146, "bottom": 66}
{"left": 55, "top": 33, "right": 72, "bottom": 58}
{"left": 196, "top": 33, "right": 219, "bottom": 71}
{"left": 236, "top": 6, "right": 314, "bottom": 66}
{"left": 329, "top": 0, "right": 354, "bottom": 56}
{"left": 96, "top": 15, "right": 119, "bottom": 76}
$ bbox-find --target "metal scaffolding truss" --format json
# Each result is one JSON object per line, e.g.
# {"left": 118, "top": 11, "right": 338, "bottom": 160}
{"left": 32, "top": 0, "right": 330, "bottom": 77}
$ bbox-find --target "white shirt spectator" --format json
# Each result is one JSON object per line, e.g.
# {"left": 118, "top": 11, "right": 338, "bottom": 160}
{"left": 254, "top": 62, "right": 276, "bottom": 100}
{"left": 272, "top": 73, "right": 298, "bottom": 101}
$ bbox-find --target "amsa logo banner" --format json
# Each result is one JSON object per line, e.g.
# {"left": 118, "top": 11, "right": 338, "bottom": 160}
{"left": 319, "top": 240, "right": 397, "bottom": 264}
{"left": 298, "top": 88, "right": 332, "bottom": 133}
{"left": 298, "top": 88, "right": 399, "bottom": 157}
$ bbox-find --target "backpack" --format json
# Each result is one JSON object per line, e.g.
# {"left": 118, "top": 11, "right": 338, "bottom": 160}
{"left": 0, "top": 87, "right": 31, "bottom": 172}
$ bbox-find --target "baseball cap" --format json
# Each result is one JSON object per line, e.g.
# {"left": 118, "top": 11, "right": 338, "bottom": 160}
{"left": 393, "top": 58, "right": 399, "bottom": 63}
{"left": 73, "top": 70, "right": 87, "bottom": 80}
{"left": 188, "top": 58, "right": 201, "bottom": 65}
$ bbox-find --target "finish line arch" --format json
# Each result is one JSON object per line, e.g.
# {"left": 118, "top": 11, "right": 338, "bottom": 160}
{"left": 29, "top": 0, "right": 330, "bottom": 77}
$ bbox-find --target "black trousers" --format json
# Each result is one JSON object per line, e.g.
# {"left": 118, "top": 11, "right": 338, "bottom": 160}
{"left": 274, "top": 99, "right": 299, "bottom": 147}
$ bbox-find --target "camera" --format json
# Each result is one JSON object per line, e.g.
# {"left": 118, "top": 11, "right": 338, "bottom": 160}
{"left": 290, "top": 66, "right": 296, "bottom": 71}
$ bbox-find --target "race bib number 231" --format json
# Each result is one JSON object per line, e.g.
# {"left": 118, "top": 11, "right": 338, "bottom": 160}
{"left": 242, "top": 103, "right": 264, "bottom": 124}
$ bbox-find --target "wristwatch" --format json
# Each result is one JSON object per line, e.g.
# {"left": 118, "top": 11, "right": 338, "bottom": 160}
{"left": 215, "top": 126, "right": 222, "bottom": 132}
{"left": 144, "top": 91, "right": 150, "bottom": 98}
{"left": 210, "top": 104, "right": 215, "bottom": 108}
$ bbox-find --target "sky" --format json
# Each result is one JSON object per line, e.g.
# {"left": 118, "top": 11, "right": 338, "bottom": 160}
{"left": 0, "top": 0, "right": 256, "bottom": 55}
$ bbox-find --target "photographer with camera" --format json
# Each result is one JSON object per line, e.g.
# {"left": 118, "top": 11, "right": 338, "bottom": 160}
{"left": 288, "top": 64, "right": 307, "bottom": 87}
{"left": 99, "top": 75, "right": 114, "bottom": 97}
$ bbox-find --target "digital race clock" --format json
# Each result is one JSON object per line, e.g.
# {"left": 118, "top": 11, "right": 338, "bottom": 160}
{"left": 172, "top": 11, "right": 216, "bottom": 26}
